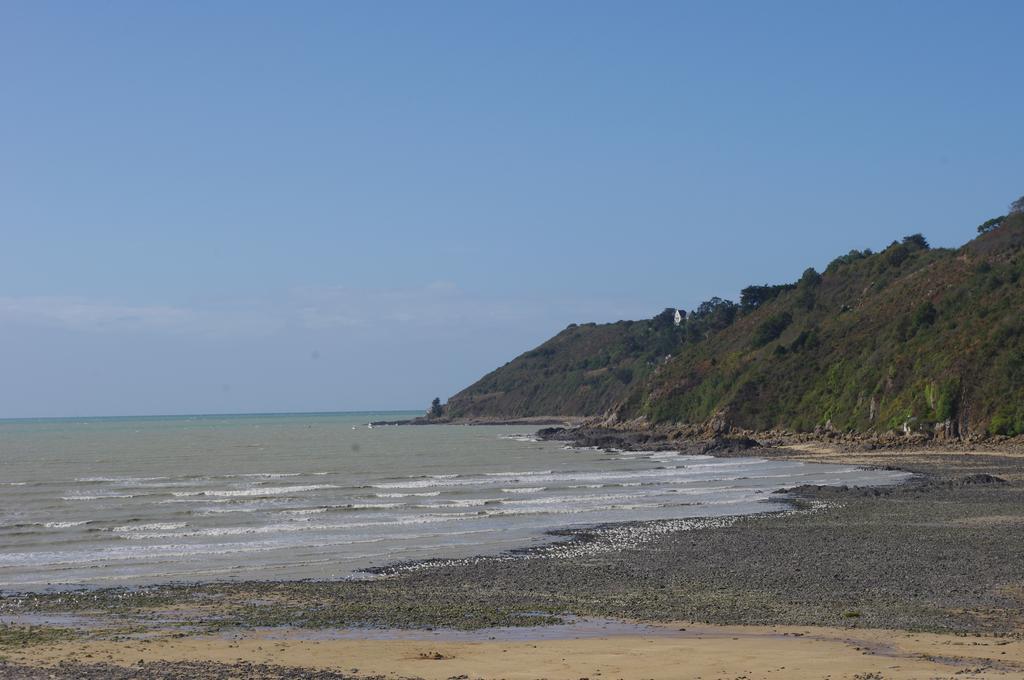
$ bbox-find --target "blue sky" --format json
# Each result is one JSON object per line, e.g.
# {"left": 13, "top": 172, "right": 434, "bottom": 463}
{"left": 1, "top": 1, "right": 1022, "bottom": 417}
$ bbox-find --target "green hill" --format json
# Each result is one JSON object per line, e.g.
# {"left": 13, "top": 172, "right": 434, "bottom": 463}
{"left": 445, "top": 199, "right": 1024, "bottom": 438}
{"left": 444, "top": 316, "right": 680, "bottom": 419}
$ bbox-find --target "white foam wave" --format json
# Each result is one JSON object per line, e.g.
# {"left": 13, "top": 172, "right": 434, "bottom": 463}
{"left": 175, "top": 484, "right": 339, "bottom": 498}
{"left": 497, "top": 434, "right": 540, "bottom": 442}
{"left": 74, "top": 476, "right": 168, "bottom": 483}
{"left": 427, "top": 498, "right": 504, "bottom": 508}
{"left": 502, "top": 492, "right": 647, "bottom": 507}
{"left": 120, "top": 513, "right": 476, "bottom": 540}
{"left": 374, "top": 491, "right": 441, "bottom": 498}
{"left": 345, "top": 502, "right": 403, "bottom": 510}
{"left": 113, "top": 522, "right": 187, "bottom": 533}
{"left": 60, "top": 493, "right": 135, "bottom": 501}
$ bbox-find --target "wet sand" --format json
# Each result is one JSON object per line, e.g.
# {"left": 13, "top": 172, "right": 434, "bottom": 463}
{"left": 3, "top": 620, "right": 1024, "bottom": 679}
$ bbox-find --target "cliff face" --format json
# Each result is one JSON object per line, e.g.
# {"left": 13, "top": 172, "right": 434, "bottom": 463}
{"left": 446, "top": 212, "right": 1024, "bottom": 438}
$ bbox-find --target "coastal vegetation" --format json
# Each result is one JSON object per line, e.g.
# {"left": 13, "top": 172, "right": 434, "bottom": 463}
{"left": 445, "top": 196, "right": 1024, "bottom": 438}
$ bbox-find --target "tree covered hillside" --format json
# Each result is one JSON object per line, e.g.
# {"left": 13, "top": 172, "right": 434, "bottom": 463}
{"left": 445, "top": 197, "right": 1024, "bottom": 438}
{"left": 444, "top": 314, "right": 682, "bottom": 419}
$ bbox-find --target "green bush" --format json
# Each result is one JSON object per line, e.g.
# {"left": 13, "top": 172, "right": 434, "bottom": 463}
{"left": 912, "top": 301, "right": 937, "bottom": 331}
{"left": 753, "top": 312, "right": 793, "bottom": 347}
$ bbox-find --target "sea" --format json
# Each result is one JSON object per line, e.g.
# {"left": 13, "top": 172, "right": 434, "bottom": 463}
{"left": 0, "top": 411, "right": 911, "bottom": 591}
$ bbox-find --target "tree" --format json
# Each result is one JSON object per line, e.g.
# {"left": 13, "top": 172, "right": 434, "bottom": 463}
{"left": 429, "top": 397, "right": 444, "bottom": 418}
{"left": 691, "top": 297, "right": 738, "bottom": 332}
{"left": 977, "top": 216, "right": 1005, "bottom": 234}
{"left": 902, "top": 233, "right": 929, "bottom": 250}
{"left": 652, "top": 307, "right": 677, "bottom": 328}
{"left": 740, "top": 283, "right": 795, "bottom": 310}
{"left": 798, "top": 267, "right": 821, "bottom": 287}
{"left": 1010, "top": 195, "right": 1024, "bottom": 215}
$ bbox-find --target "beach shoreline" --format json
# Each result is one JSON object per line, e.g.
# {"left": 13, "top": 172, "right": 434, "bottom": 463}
{"left": 3, "top": 435, "right": 1023, "bottom": 678}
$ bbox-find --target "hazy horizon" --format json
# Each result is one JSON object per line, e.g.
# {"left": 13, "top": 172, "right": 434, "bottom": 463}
{"left": 0, "top": 408, "right": 424, "bottom": 421}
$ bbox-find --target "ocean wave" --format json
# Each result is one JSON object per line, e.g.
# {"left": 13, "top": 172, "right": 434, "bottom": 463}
{"left": 343, "top": 502, "right": 404, "bottom": 510}
{"left": 423, "top": 498, "right": 504, "bottom": 508}
{"left": 374, "top": 491, "right": 441, "bottom": 498}
{"left": 372, "top": 479, "right": 467, "bottom": 489}
{"left": 173, "top": 484, "right": 339, "bottom": 498}
{"left": 500, "top": 487, "right": 545, "bottom": 494}
{"left": 119, "top": 513, "right": 477, "bottom": 540}
{"left": 502, "top": 492, "right": 647, "bottom": 507}
{"left": 113, "top": 522, "right": 188, "bottom": 533}
{"left": 60, "top": 493, "right": 135, "bottom": 501}
{"left": 74, "top": 476, "right": 168, "bottom": 483}
{"left": 497, "top": 434, "right": 540, "bottom": 442}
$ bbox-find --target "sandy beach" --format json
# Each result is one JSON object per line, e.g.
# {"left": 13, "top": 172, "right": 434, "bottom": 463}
{"left": 3, "top": 620, "right": 1024, "bottom": 679}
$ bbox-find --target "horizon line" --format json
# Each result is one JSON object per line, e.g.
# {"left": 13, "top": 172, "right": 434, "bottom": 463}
{"left": 0, "top": 408, "right": 424, "bottom": 423}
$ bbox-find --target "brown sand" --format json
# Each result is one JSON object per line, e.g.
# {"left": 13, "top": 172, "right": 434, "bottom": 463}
{"left": 778, "top": 443, "right": 1024, "bottom": 481}
{"left": 7, "top": 622, "right": 1023, "bottom": 679}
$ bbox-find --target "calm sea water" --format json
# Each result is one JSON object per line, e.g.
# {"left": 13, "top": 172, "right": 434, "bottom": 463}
{"left": 0, "top": 412, "right": 910, "bottom": 590}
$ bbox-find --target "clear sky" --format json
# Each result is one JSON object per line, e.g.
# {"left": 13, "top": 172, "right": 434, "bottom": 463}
{"left": 1, "top": 1, "right": 1022, "bottom": 418}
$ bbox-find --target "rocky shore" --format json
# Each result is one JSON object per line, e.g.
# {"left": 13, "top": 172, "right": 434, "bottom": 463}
{"left": 535, "top": 421, "right": 1024, "bottom": 454}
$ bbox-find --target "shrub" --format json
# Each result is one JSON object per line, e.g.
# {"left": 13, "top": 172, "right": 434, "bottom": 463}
{"left": 826, "top": 249, "right": 869, "bottom": 273}
{"left": 887, "top": 244, "right": 911, "bottom": 267}
{"left": 989, "top": 411, "right": 1020, "bottom": 436}
{"left": 912, "top": 301, "right": 937, "bottom": 330}
{"left": 790, "top": 329, "right": 820, "bottom": 352}
{"left": 935, "top": 381, "right": 958, "bottom": 421}
{"left": 753, "top": 312, "right": 793, "bottom": 347}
